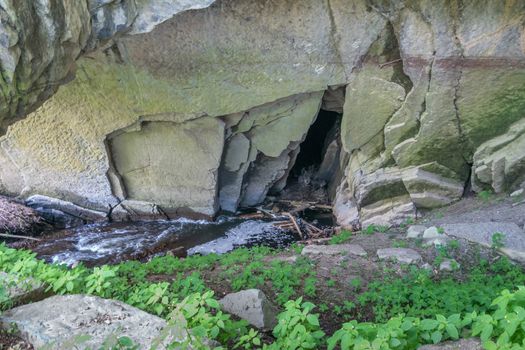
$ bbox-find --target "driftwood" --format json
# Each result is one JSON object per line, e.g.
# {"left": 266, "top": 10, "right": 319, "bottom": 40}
{"left": 285, "top": 212, "right": 304, "bottom": 239}
{"left": 0, "top": 233, "right": 42, "bottom": 241}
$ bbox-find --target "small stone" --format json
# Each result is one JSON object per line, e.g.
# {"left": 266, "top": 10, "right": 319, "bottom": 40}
{"left": 376, "top": 248, "right": 422, "bottom": 264}
{"left": 219, "top": 289, "right": 278, "bottom": 330}
{"left": 510, "top": 188, "right": 524, "bottom": 197}
{"left": 423, "top": 237, "right": 449, "bottom": 248}
{"left": 301, "top": 244, "right": 367, "bottom": 257}
{"left": 439, "top": 259, "right": 460, "bottom": 271}
{"left": 418, "top": 338, "right": 482, "bottom": 349}
{"left": 406, "top": 225, "right": 426, "bottom": 238}
{"left": 423, "top": 226, "right": 442, "bottom": 239}
{"left": 272, "top": 255, "right": 298, "bottom": 263}
{"left": 421, "top": 263, "right": 433, "bottom": 271}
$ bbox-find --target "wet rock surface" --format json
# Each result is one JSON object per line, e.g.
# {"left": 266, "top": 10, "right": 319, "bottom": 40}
{"left": 30, "top": 218, "right": 295, "bottom": 266}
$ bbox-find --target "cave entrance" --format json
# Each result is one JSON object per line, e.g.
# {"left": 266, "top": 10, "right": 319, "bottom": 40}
{"left": 290, "top": 109, "right": 340, "bottom": 184}
{"left": 271, "top": 107, "right": 342, "bottom": 207}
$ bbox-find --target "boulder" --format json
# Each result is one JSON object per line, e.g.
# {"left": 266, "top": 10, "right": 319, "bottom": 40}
{"left": 0, "top": 295, "right": 188, "bottom": 349}
{"left": 219, "top": 289, "right": 278, "bottom": 330}
{"left": 471, "top": 119, "right": 525, "bottom": 193}
{"left": 301, "top": 244, "right": 367, "bottom": 257}
{"left": 406, "top": 225, "right": 426, "bottom": 238}
{"left": 439, "top": 259, "right": 460, "bottom": 271}
{"left": 442, "top": 222, "right": 525, "bottom": 262}
{"left": 418, "top": 338, "right": 482, "bottom": 350}
{"left": 423, "top": 226, "right": 442, "bottom": 239}
{"left": 376, "top": 248, "right": 422, "bottom": 264}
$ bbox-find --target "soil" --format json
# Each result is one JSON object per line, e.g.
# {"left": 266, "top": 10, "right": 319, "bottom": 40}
{"left": 0, "top": 330, "right": 33, "bottom": 350}
{"left": 148, "top": 229, "right": 501, "bottom": 336}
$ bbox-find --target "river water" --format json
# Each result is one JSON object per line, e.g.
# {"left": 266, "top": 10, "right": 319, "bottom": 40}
{"left": 29, "top": 217, "right": 297, "bottom": 267}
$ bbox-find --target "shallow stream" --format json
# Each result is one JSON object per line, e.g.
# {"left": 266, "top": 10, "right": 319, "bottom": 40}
{"left": 29, "top": 216, "right": 297, "bottom": 267}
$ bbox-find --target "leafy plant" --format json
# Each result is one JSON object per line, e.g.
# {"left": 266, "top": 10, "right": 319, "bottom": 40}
{"left": 491, "top": 232, "right": 505, "bottom": 249}
{"left": 266, "top": 297, "right": 325, "bottom": 350}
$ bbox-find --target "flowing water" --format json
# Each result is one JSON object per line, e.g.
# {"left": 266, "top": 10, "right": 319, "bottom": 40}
{"left": 29, "top": 216, "right": 298, "bottom": 267}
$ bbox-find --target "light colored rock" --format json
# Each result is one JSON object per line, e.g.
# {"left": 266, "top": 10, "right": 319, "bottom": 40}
{"left": 423, "top": 237, "right": 449, "bottom": 248}
{"left": 219, "top": 289, "right": 278, "bottom": 330}
{"left": 301, "top": 244, "right": 367, "bottom": 257}
{"left": 401, "top": 166, "right": 465, "bottom": 208}
{"left": 0, "top": 295, "right": 189, "bottom": 349}
{"left": 472, "top": 119, "right": 525, "bottom": 193}
{"left": 107, "top": 117, "right": 225, "bottom": 217}
{"left": 442, "top": 222, "right": 525, "bottom": 262}
{"left": 406, "top": 225, "right": 426, "bottom": 238}
{"left": 333, "top": 188, "right": 360, "bottom": 230}
{"left": 510, "top": 188, "right": 524, "bottom": 197}
{"left": 377, "top": 248, "right": 422, "bottom": 264}
{"left": 360, "top": 195, "right": 416, "bottom": 227}
{"left": 418, "top": 338, "right": 482, "bottom": 350}
{"left": 439, "top": 259, "right": 459, "bottom": 271}
{"left": 423, "top": 226, "right": 442, "bottom": 239}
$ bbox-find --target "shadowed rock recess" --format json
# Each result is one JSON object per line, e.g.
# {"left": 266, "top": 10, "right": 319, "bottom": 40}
{"left": 0, "top": 0, "right": 524, "bottom": 227}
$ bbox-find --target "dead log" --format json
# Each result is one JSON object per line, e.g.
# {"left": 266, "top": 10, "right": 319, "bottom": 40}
{"left": 0, "top": 233, "right": 42, "bottom": 241}
{"left": 285, "top": 212, "right": 304, "bottom": 239}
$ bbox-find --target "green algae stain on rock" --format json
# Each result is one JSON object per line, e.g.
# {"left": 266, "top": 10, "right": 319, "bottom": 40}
{"left": 458, "top": 67, "right": 525, "bottom": 151}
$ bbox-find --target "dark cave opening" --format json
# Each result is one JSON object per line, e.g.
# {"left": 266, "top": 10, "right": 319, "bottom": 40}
{"left": 289, "top": 109, "right": 341, "bottom": 182}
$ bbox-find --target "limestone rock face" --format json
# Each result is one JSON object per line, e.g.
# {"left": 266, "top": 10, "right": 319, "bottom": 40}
{"left": 0, "top": 0, "right": 218, "bottom": 133}
{"left": 0, "top": 0, "right": 524, "bottom": 226}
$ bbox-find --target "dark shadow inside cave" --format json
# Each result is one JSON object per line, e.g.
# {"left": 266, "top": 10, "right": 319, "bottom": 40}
{"left": 270, "top": 109, "right": 342, "bottom": 205}
{"left": 290, "top": 109, "right": 341, "bottom": 181}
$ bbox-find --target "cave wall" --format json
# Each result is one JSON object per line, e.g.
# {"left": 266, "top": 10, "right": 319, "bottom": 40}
{"left": 0, "top": 0, "right": 524, "bottom": 225}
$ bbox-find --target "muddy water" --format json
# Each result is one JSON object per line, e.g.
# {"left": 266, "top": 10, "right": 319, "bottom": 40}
{"left": 30, "top": 217, "right": 298, "bottom": 267}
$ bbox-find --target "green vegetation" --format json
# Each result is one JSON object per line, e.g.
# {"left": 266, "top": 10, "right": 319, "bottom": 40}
{"left": 491, "top": 232, "right": 506, "bottom": 249}
{"left": 478, "top": 190, "right": 493, "bottom": 202}
{"left": 2, "top": 240, "right": 525, "bottom": 349}
{"left": 364, "top": 225, "right": 390, "bottom": 235}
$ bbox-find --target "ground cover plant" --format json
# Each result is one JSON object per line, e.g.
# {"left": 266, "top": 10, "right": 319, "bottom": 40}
{"left": 2, "top": 229, "right": 525, "bottom": 349}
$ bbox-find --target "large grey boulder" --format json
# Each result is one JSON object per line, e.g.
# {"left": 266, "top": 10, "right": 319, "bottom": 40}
{"left": 442, "top": 222, "right": 525, "bottom": 262}
{"left": 301, "top": 244, "right": 367, "bottom": 257}
{"left": 377, "top": 248, "right": 422, "bottom": 265}
{"left": 219, "top": 289, "right": 278, "bottom": 330}
{"left": 0, "top": 295, "right": 188, "bottom": 349}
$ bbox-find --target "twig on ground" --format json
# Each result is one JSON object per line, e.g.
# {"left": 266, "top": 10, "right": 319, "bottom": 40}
{"left": 0, "top": 233, "right": 41, "bottom": 241}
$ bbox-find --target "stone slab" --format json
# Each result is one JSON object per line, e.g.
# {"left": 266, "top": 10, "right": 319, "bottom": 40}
{"left": 376, "top": 248, "right": 422, "bottom": 264}
{"left": 301, "top": 244, "right": 367, "bottom": 257}
{"left": 442, "top": 222, "right": 525, "bottom": 262}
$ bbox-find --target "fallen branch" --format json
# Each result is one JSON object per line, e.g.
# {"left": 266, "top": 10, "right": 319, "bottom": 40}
{"left": 0, "top": 233, "right": 42, "bottom": 241}
{"left": 285, "top": 212, "right": 304, "bottom": 239}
